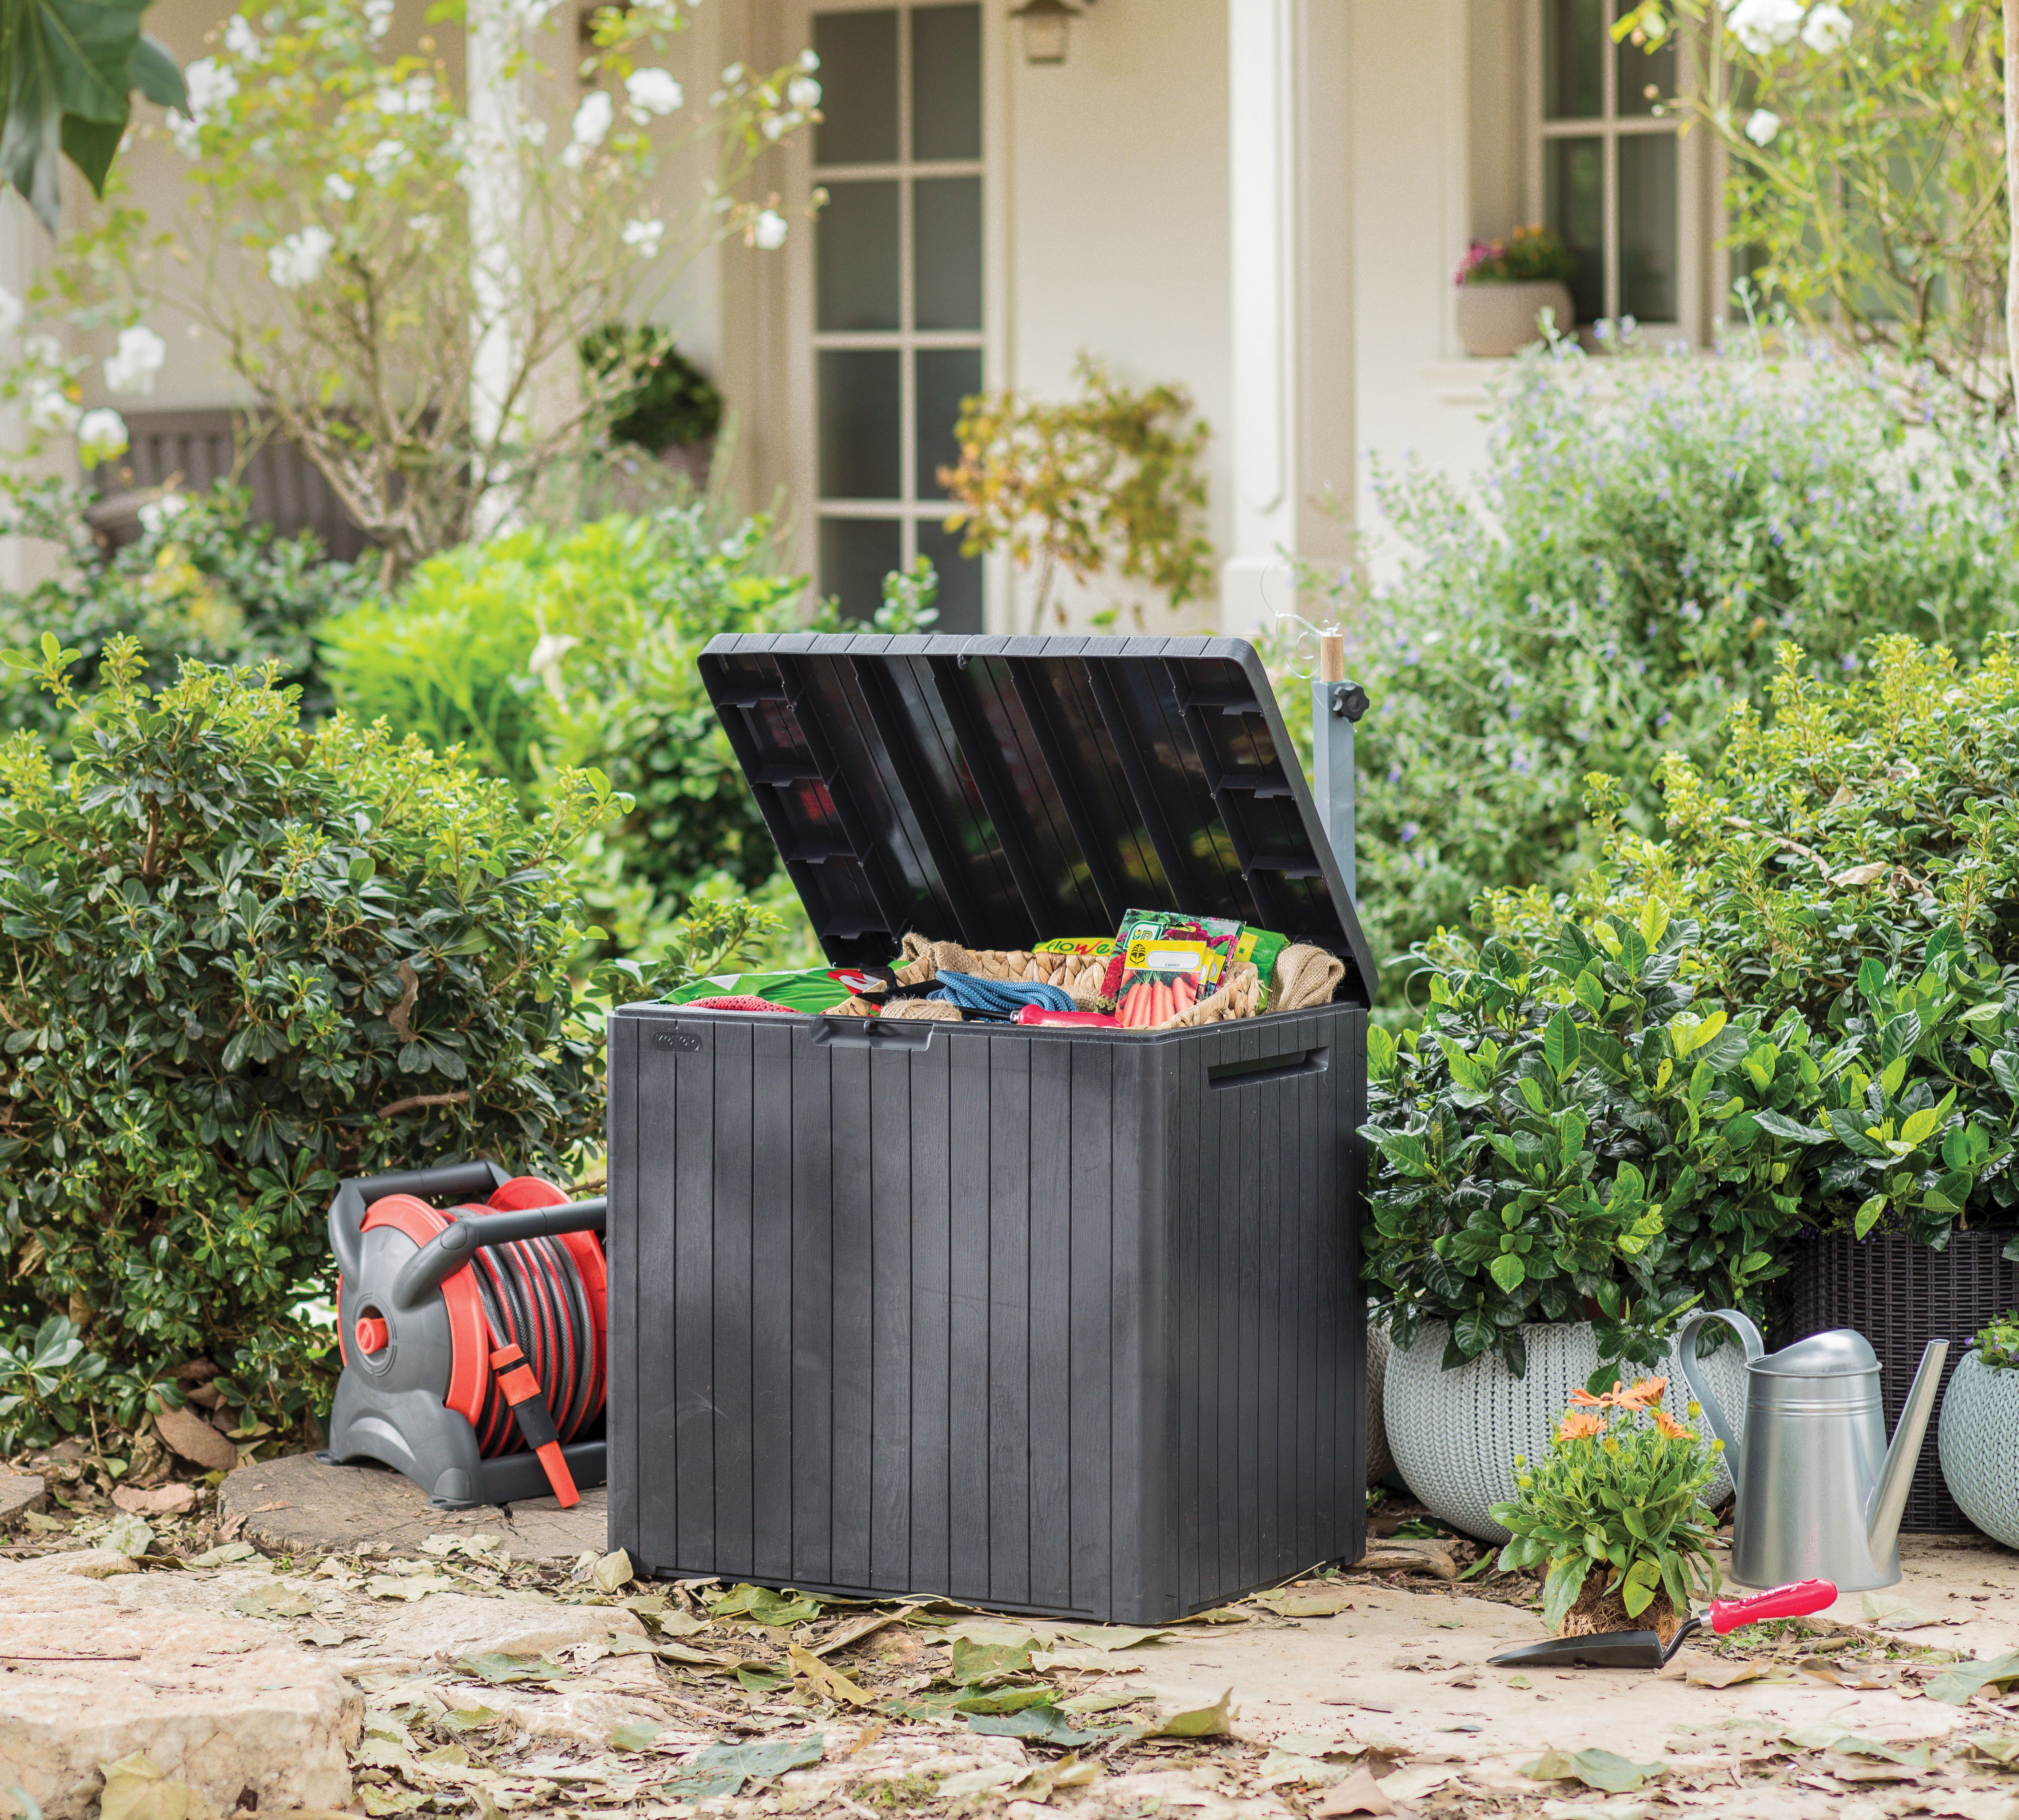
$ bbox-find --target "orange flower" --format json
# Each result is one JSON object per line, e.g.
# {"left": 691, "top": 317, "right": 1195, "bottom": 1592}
{"left": 1569, "top": 1384, "right": 1621, "bottom": 1408}
{"left": 1558, "top": 1410, "right": 1605, "bottom": 1443}
{"left": 1652, "top": 1406, "right": 1696, "bottom": 1441}
{"left": 1615, "top": 1376, "right": 1668, "bottom": 1411}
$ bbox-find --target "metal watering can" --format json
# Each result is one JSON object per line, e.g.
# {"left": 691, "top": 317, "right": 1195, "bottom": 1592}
{"left": 1677, "top": 1309, "right": 1948, "bottom": 1593}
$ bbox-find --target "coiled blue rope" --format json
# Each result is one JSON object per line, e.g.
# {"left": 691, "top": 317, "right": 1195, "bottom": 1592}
{"left": 929, "top": 970, "right": 1076, "bottom": 1018}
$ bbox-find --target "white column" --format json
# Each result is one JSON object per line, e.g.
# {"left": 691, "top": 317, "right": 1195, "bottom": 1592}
{"left": 467, "top": 0, "right": 526, "bottom": 539}
{"left": 1224, "top": 0, "right": 1301, "bottom": 635}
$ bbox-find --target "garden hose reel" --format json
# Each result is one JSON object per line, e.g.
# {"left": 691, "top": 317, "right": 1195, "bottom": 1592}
{"left": 323, "top": 1161, "right": 609, "bottom": 1510}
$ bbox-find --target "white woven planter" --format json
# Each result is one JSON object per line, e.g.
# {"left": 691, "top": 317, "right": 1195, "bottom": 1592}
{"left": 1938, "top": 1349, "right": 2019, "bottom": 1547}
{"left": 1384, "top": 1320, "right": 1748, "bottom": 1544}
{"left": 1366, "top": 1309, "right": 1395, "bottom": 1486}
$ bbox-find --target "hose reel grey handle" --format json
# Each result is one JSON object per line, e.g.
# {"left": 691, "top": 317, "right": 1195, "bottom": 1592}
{"left": 390, "top": 1196, "right": 609, "bottom": 1310}
{"left": 328, "top": 1160, "right": 512, "bottom": 1282}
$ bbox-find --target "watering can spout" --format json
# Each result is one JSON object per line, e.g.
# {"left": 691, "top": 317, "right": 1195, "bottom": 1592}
{"left": 1866, "top": 1338, "right": 1949, "bottom": 1561}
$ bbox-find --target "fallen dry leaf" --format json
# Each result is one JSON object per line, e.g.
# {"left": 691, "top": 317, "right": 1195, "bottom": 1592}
{"left": 110, "top": 1484, "right": 195, "bottom": 1518}
{"left": 99, "top": 1751, "right": 212, "bottom": 1820}
{"left": 152, "top": 1405, "right": 237, "bottom": 1473}
{"left": 1687, "top": 1658, "right": 1769, "bottom": 1688}
{"left": 786, "top": 1643, "right": 875, "bottom": 1706}
{"left": 1353, "top": 1540, "right": 1458, "bottom": 1581}
{"left": 251, "top": 1499, "right": 291, "bottom": 1513}
{"left": 1313, "top": 1767, "right": 1394, "bottom": 1817}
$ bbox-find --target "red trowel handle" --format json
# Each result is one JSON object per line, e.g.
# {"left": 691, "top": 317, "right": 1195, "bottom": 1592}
{"left": 1708, "top": 1579, "right": 1837, "bottom": 1635}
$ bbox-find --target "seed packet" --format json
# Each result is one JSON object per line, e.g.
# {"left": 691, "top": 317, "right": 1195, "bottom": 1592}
{"left": 1109, "top": 910, "right": 1246, "bottom": 1030}
{"left": 1234, "top": 926, "right": 1289, "bottom": 1005}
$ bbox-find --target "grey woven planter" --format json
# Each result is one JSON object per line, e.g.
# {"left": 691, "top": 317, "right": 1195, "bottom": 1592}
{"left": 1366, "top": 1309, "right": 1394, "bottom": 1486}
{"left": 1384, "top": 1320, "right": 1748, "bottom": 1544}
{"left": 1938, "top": 1349, "right": 2019, "bottom": 1549}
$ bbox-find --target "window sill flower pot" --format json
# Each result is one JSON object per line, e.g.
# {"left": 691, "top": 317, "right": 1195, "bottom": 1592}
{"left": 1937, "top": 1348, "right": 2019, "bottom": 1547}
{"left": 1383, "top": 1319, "right": 1747, "bottom": 1543}
{"left": 1455, "top": 281, "right": 1574, "bottom": 359}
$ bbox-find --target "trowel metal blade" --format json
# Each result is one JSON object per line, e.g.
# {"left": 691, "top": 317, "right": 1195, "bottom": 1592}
{"left": 1485, "top": 1629, "right": 1667, "bottom": 1669}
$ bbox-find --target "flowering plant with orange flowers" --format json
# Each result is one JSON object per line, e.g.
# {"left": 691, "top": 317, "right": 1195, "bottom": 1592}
{"left": 1490, "top": 1374, "right": 1723, "bottom": 1632}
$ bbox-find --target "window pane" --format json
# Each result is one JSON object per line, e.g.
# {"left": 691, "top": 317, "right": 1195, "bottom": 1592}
{"left": 916, "top": 346, "right": 982, "bottom": 497}
{"left": 818, "top": 349, "right": 902, "bottom": 499}
{"left": 821, "top": 517, "right": 904, "bottom": 623}
{"left": 914, "top": 176, "right": 983, "bottom": 331}
{"left": 818, "top": 180, "right": 900, "bottom": 331}
{"left": 1616, "top": 32, "right": 1676, "bottom": 117}
{"left": 1545, "top": 136, "right": 1604, "bottom": 323}
{"left": 814, "top": 10, "right": 898, "bottom": 165}
{"left": 1619, "top": 131, "right": 1679, "bottom": 321}
{"left": 912, "top": 4, "right": 981, "bottom": 161}
{"left": 1544, "top": 0, "right": 1602, "bottom": 120}
{"left": 918, "top": 519, "right": 983, "bottom": 633}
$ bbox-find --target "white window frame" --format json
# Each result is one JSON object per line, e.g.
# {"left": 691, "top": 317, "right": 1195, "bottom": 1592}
{"left": 1524, "top": 0, "right": 1709, "bottom": 342}
{"left": 783, "top": 0, "right": 1001, "bottom": 624}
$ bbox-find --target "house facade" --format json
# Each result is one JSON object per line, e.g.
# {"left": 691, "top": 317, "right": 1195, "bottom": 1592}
{"left": 42, "top": 0, "right": 1737, "bottom": 631}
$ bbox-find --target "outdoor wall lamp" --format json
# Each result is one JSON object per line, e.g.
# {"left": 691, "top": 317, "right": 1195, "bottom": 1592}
{"left": 1011, "top": 0, "right": 1092, "bottom": 65}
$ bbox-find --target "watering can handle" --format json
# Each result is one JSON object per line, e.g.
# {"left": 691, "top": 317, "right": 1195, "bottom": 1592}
{"left": 1676, "top": 1308, "right": 1764, "bottom": 1490}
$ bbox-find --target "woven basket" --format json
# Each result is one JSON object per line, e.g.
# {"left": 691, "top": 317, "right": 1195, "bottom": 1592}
{"left": 1384, "top": 1320, "right": 1747, "bottom": 1544}
{"left": 1789, "top": 1228, "right": 2019, "bottom": 1533}
{"left": 1938, "top": 1349, "right": 2019, "bottom": 1549}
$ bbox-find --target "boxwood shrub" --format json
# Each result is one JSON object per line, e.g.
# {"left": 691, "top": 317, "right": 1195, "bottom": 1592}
{"left": 0, "top": 635, "right": 613, "bottom": 1442}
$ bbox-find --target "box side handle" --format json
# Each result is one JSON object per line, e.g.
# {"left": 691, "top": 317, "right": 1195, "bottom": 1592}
{"left": 1207, "top": 1047, "right": 1329, "bottom": 1090}
{"left": 812, "top": 1017, "right": 938, "bottom": 1051}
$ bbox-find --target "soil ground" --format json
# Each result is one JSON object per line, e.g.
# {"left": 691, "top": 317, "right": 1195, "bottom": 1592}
{"left": 11, "top": 1452, "right": 2019, "bottom": 1820}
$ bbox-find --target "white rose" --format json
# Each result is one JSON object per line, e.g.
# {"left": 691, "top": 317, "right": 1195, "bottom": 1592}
{"left": 621, "top": 218, "right": 666, "bottom": 258}
{"left": 223, "top": 15, "right": 260, "bottom": 58}
{"left": 78, "top": 408, "right": 129, "bottom": 464}
{"left": 365, "top": 138, "right": 410, "bottom": 183}
{"left": 183, "top": 56, "right": 238, "bottom": 122}
{"left": 626, "top": 68, "right": 683, "bottom": 118}
{"left": 324, "top": 172, "right": 356, "bottom": 201}
{"left": 103, "top": 325, "right": 167, "bottom": 395}
{"left": 268, "top": 224, "right": 334, "bottom": 289}
{"left": 1800, "top": 2, "right": 1852, "bottom": 51}
{"left": 139, "top": 491, "right": 189, "bottom": 535}
{"left": 787, "top": 74, "right": 821, "bottom": 110}
{"left": 1744, "top": 108, "right": 1781, "bottom": 145}
{"left": 26, "top": 383, "right": 78, "bottom": 436}
{"left": 363, "top": 0, "right": 393, "bottom": 34}
{"left": 751, "top": 208, "right": 787, "bottom": 251}
{"left": 1725, "top": 0, "right": 1806, "bottom": 55}
{"left": 0, "top": 287, "right": 23, "bottom": 342}
{"left": 798, "top": 49, "right": 819, "bottom": 72}
{"left": 571, "top": 90, "right": 614, "bottom": 147}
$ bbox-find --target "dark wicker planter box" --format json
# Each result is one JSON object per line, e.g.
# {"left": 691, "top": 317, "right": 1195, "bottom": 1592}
{"left": 1789, "top": 1229, "right": 2019, "bottom": 1533}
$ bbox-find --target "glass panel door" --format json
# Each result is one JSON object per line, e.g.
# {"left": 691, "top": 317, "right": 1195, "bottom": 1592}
{"left": 812, "top": 3, "right": 986, "bottom": 630}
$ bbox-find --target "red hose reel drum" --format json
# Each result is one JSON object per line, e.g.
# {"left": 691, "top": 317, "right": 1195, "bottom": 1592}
{"left": 325, "top": 1163, "right": 609, "bottom": 1510}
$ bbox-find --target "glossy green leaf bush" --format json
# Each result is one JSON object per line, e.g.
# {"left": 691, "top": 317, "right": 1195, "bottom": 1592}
{"left": 322, "top": 505, "right": 807, "bottom": 956}
{"left": 1361, "top": 903, "right": 1815, "bottom": 1376}
{"left": 1492, "top": 1377, "right": 1721, "bottom": 1629}
{"left": 1544, "top": 636, "right": 2019, "bottom": 1249}
{"left": 0, "top": 635, "right": 613, "bottom": 1438}
{"left": 1309, "top": 338, "right": 2019, "bottom": 977}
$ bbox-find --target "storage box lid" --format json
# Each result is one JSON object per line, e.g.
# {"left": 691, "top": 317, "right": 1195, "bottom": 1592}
{"left": 699, "top": 633, "right": 1377, "bottom": 1006}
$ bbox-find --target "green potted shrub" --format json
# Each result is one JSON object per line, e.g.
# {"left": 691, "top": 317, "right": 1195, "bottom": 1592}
{"left": 1492, "top": 1375, "right": 1723, "bottom": 1643}
{"left": 1939, "top": 1313, "right": 2019, "bottom": 1548}
{"left": 1453, "top": 224, "right": 1576, "bottom": 357}
{"left": 1562, "top": 636, "right": 2019, "bottom": 1529}
{"left": 1363, "top": 904, "right": 1815, "bottom": 1539}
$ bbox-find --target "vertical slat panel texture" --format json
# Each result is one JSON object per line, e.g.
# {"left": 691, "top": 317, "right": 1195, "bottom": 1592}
{"left": 610, "top": 1002, "right": 1365, "bottom": 1618}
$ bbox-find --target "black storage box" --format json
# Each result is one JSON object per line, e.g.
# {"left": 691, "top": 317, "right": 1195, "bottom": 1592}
{"left": 606, "top": 634, "right": 1377, "bottom": 1621}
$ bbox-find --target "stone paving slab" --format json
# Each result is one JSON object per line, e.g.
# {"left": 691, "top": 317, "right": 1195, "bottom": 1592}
{"left": 219, "top": 1450, "right": 608, "bottom": 1562}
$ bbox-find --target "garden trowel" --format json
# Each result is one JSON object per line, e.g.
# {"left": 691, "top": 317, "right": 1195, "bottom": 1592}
{"left": 1487, "top": 1578, "right": 1837, "bottom": 1669}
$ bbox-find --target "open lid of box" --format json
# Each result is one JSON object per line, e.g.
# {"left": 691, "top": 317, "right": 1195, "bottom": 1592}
{"left": 698, "top": 633, "right": 1377, "bottom": 1007}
